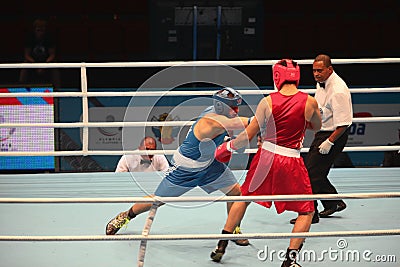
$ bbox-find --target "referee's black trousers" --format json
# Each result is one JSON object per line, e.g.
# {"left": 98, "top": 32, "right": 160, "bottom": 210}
{"left": 306, "top": 129, "right": 349, "bottom": 211}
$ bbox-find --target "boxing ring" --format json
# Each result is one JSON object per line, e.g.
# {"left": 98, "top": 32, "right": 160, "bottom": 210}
{"left": 1, "top": 58, "right": 400, "bottom": 266}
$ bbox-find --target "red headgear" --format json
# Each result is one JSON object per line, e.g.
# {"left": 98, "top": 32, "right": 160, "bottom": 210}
{"left": 273, "top": 59, "right": 300, "bottom": 90}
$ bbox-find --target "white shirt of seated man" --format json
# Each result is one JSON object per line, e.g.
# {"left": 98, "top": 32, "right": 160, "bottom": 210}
{"left": 115, "top": 137, "right": 169, "bottom": 172}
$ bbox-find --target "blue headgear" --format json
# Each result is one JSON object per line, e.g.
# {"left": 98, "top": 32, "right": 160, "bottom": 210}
{"left": 213, "top": 87, "right": 242, "bottom": 117}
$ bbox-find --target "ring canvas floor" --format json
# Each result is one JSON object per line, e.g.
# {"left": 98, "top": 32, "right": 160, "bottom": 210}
{"left": 0, "top": 168, "right": 399, "bottom": 267}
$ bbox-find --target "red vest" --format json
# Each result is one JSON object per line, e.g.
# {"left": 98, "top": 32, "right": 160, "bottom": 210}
{"left": 264, "top": 91, "right": 308, "bottom": 149}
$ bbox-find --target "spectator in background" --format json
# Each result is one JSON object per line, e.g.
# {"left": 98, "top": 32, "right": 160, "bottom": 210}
{"left": 115, "top": 136, "right": 169, "bottom": 172}
{"left": 19, "top": 18, "right": 61, "bottom": 88}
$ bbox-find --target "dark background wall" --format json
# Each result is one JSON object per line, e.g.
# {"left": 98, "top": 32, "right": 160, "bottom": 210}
{"left": 0, "top": 0, "right": 399, "bottom": 88}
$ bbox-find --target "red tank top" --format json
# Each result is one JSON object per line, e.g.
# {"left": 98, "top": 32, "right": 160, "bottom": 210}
{"left": 264, "top": 91, "right": 308, "bottom": 149}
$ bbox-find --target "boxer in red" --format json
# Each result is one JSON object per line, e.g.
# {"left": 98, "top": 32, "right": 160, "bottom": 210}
{"left": 210, "top": 59, "right": 322, "bottom": 267}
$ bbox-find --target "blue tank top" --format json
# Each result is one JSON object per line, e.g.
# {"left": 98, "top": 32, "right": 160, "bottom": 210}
{"left": 178, "top": 106, "right": 227, "bottom": 161}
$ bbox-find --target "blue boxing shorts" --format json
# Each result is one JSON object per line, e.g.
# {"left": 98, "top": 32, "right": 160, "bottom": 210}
{"left": 154, "top": 155, "right": 237, "bottom": 197}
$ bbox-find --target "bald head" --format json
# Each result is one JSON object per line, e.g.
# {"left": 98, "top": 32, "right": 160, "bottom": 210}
{"left": 139, "top": 136, "right": 157, "bottom": 149}
{"left": 138, "top": 136, "right": 157, "bottom": 160}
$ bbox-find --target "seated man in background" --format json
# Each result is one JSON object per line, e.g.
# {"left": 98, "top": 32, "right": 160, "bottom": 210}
{"left": 115, "top": 136, "right": 169, "bottom": 172}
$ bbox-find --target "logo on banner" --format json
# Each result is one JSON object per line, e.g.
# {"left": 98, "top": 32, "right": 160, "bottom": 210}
{"left": 0, "top": 115, "right": 16, "bottom": 151}
{"left": 97, "top": 115, "right": 122, "bottom": 137}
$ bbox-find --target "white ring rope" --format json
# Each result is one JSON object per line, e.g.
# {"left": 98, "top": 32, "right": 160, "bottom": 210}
{"left": 1, "top": 192, "right": 399, "bottom": 204}
{"left": 138, "top": 203, "right": 160, "bottom": 267}
{"left": 0, "top": 87, "right": 399, "bottom": 98}
{"left": 1, "top": 229, "right": 399, "bottom": 242}
{"left": 1, "top": 116, "right": 399, "bottom": 129}
{"left": 0, "top": 57, "right": 399, "bottom": 69}
{"left": 80, "top": 65, "right": 89, "bottom": 155}
{"left": 0, "top": 146, "right": 399, "bottom": 156}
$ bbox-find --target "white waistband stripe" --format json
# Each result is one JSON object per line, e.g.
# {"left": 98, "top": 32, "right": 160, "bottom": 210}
{"left": 262, "top": 141, "right": 300, "bottom": 158}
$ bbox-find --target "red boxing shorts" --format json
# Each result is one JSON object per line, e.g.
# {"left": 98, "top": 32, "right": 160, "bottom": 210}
{"left": 241, "top": 148, "right": 314, "bottom": 214}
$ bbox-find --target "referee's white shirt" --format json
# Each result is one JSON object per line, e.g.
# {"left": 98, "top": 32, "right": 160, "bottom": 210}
{"left": 115, "top": 153, "right": 169, "bottom": 172}
{"left": 315, "top": 71, "right": 353, "bottom": 131}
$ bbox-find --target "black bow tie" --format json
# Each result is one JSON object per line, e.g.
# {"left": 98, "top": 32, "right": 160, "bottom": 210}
{"left": 318, "top": 82, "right": 325, "bottom": 88}
{"left": 140, "top": 159, "right": 152, "bottom": 165}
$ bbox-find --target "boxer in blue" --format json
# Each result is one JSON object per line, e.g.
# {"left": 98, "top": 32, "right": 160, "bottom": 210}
{"left": 106, "top": 87, "right": 251, "bottom": 245}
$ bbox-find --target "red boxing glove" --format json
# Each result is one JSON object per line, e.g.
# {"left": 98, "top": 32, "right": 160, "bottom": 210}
{"left": 215, "top": 141, "right": 237, "bottom": 163}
